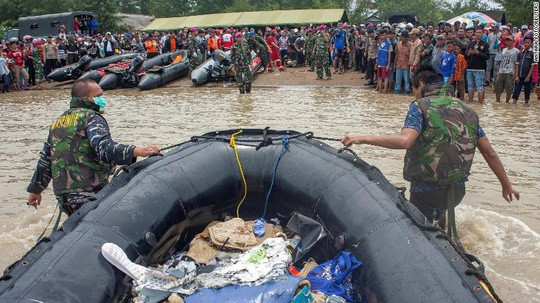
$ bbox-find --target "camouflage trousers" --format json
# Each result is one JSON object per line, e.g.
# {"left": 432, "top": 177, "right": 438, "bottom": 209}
{"left": 56, "top": 191, "right": 97, "bottom": 216}
{"left": 314, "top": 54, "right": 331, "bottom": 79}
{"left": 235, "top": 66, "right": 252, "bottom": 84}
{"left": 188, "top": 55, "right": 198, "bottom": 74}
{"left": 306, "top": 53, "right": 314, "bottom": 70}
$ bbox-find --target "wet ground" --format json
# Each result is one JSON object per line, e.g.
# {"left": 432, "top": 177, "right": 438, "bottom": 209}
{"left": 0, "top": 83, "right": 538, "bottom": 301}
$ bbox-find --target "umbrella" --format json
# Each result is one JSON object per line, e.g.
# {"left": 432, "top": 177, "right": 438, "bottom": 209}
{"left": 447, "top": 12, "right": 496, "bottom": 28}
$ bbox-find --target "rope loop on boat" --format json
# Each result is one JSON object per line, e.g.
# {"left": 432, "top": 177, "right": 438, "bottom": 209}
{"left": 230, "top": 130, "right": 248, "bottom": 218}
{"left": 262, "top": 136, "right": 289, "bottom": 219}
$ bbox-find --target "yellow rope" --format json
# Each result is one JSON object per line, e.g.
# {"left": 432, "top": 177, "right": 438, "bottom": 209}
{"left": 230, "top": 130, "right": 248, "bottom": 217}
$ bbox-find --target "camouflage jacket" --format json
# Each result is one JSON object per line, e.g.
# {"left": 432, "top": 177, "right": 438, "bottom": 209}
{"left": 247, "top": 37, "right": 265, "bottom": 53}
{"left": 186, "top": 34, "right": 197, "bottom": 57}
{"left": 27, "top": 97, "right": 136, "bottom": 195}
{"left": 403, "top": 85, "right": 479, "bottom": 185}
{"left": 230, "top": 41, "right": 251, "bottom": 68}
{"left": 255, "top": 35, "right": 269, "bottom": 50}
{"left": 313, "top": 34, "right": 328, "bottom": 56}
{"left": 305, "top": 35, "right": 315, "bottom": 53}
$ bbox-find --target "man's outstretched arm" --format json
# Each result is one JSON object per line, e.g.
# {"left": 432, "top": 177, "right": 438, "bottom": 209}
{"left": 341, "top": 128, "right": 420, "bottom": 150}
{"left": 477, "top": 136, "right": 520, "bottom": 202}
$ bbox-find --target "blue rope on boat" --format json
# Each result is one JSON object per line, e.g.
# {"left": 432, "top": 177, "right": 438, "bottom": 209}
{"left": 262, "top": 136, "right": 289, "bottom": 219}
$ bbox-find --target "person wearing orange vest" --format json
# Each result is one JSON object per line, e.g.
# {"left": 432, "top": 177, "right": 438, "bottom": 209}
{"left": 144, "top": 34, "right": 159, "bottom": 58}
{"left": 163, "top": 32, "right": 178, "bottom": 53}
{"left": 207, "top": 29, "right": 222, "bottom": 55}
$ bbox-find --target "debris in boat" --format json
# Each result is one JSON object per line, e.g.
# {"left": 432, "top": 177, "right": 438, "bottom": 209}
{"left": 306, "top": 251, "right": 361, "bottom": 303}
{"left": 101, "top": 217, "right": 360, "bottom": 303}
{"left": 286, "top": 213, "right": 327, "bottom": 262}
{"left": 186, "top": 218, "right": 283, "bottom": 264}
{"left": 197, "top": 237, "right": 291, "bottom": 288}
{"left": 184, "top": 275, "right": 309, "bottom": 303}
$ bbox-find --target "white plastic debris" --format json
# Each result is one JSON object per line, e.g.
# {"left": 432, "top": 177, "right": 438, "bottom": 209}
{"left": 196, "top": 237, "right": 291, "bottom": 289}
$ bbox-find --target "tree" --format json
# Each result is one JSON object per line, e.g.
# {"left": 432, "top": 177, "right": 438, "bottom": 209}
{"left": 492, "top": 0, "right": 533, "bottom": 25}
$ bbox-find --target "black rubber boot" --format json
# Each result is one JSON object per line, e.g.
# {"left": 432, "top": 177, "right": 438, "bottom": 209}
{"left": 246, "top": 82, "right": 251, "bottom": 93}
{"left": 239, "top": 84, "right": 245, "bottom": 94}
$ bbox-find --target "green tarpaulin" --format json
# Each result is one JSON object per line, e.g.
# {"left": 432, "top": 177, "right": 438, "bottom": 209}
{"left": 143, "top": 9, "right": 347, "bottom": 31}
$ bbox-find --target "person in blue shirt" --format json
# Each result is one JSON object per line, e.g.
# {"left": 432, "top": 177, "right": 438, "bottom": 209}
{"left": 376, "top": 31, "right": 392, "bottom": 93}
{"left": 438, "top": 41, "right": 456, "bottom": 84}
{"left": 333, "top": 23, "right": 347, "bottom": 73}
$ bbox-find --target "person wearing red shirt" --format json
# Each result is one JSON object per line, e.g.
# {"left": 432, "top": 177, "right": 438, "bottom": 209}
{"left": 222, "top": 28, "right": 234, "bottom": 51}
{"left": 266, "top": 29, "right": 284, "bottom": 72}
{"left": 7, "top": 42, "right": 29, "bottom": 90}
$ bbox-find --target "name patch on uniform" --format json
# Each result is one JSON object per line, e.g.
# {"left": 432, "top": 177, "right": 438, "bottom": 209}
{"left": 52, "top": 113, "right": 80, "bottom": 129}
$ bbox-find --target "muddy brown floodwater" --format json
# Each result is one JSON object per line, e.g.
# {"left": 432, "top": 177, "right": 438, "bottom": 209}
{"left": 0, "top": 86, "right": 538, "bottom": 302}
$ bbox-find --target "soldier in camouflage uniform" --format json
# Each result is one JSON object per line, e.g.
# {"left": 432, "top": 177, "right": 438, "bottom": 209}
{"left": 248, "top": 32, "right": 271, "bottom": 70}
{"left": 27, "top": 79, "right": 160, "bottom": 215}
{"left": 304, "top": 29, "right": 315, "bottom": 72}
{"left": 186, "top": 28, "right": 199, "bottom": 76}
{"left": 230, "top": 33, "right": 252, "bottom": 94}
{"left": 312, "top": 26, "right": 332, "bottom": 80}
{"left": 247, "top": 32, "right": 269, "bottom": 72}
{"left": 341, "top": 66, "right": 519, "bottom": 230}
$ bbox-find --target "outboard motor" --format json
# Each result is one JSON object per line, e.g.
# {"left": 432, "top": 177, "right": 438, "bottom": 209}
{"left": 213, "top": 50, "right": 230, "bottom": 66}
{"left": 71, "top": 55, "right": 92, "bottom": 79}
{"left": 127, "top": 55, "right": 145, "bottom": 73}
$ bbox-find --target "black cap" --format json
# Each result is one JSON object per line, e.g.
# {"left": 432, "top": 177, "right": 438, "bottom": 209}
{"left": 401, "top": 30, "right": 410, "bottom": 38}
{"left": 367, "top": 28, "right": 374, "bottom": 34}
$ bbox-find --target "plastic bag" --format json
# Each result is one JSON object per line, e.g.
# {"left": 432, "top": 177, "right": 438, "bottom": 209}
{"left": 307, "top": 251, "right": 361, "bottom": 303}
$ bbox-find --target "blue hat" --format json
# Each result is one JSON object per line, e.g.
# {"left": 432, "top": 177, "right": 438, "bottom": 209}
{"left": 248, "top": 31, "right": 255, "bottom": 37}
{"left": 367, "top": 28, "right": 374, "bottom": 34}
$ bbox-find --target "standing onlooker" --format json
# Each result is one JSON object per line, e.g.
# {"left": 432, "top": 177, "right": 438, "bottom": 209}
{"left": 438, "top": 41, "right": 456, "bottom": 84}
{"left": 30, "top": 40, "right": 44, "bottom": 90}
{"left": 102, "top": 32, "right": 117, "bottom": 57}
{"left": 409, "top": 28, "right": 423, "bottom": 74}
{"left": 333, "top": 24, "right": 346, "bottom": 73}
{"left": 73, "top": 17, "right": 80, "bottom": 34}
{"left": 8, "top": 42, "right": 29, "bottom": 90}
{"left": 42, "top": 36, "right": 59, "bottom": 80}
{"left": 450, "top": 45, "right": 467, "bottom": 100}
{"left": 485, "top": 24, "right": 501, "bottom": 85}
{"left": 376, "top": 31, "right": 392, "bottom": 93}
{"left": 466, "top": 28, "right": 490, "bottom": 103}
{"left": 0, "top": 50, "right": 10, "bottom": 93}
{"left": 512, "top": 37, "right": 536, "bottom": 104}
{"left": 420, "top": 33, "right": 434, "bottom": 68}
{"left": 394, "top": 31, "right": 412, "bottom": 94}
{"left": 57, "top": 38, "right": 67, "bottom": 66}
{"left": 144, "top": 34, "right": 159, "bottom": 59}
{"left": 431, "top": 35, "right": 445, "bottom": 71}
{"left": 365, "top": 28, "right": 377, "bottom": 85}
{"left": 514, "top": 25, "right": 528, "bottom": 50}
{"left": 278, "top": 31, "right": 289, "bottom": 65}
{"left": 494, "top": 35, "right": 519, "bottom": 103}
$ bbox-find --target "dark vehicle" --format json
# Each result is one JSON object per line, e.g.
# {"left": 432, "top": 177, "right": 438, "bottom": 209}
{"left": 387, "top": 12, "right": 420, "bottom": 25}
{"left": 17, "top": 11, "right": 94, "bottom": 39}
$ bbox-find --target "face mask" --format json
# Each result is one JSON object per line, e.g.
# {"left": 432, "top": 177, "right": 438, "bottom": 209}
{"left": 93, "top": 96, "right": 107, "bottom": 111}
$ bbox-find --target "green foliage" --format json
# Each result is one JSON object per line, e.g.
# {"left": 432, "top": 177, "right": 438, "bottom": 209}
{"left": 492, "top": 0, "right": 533, "bottom": 25}
{"left": 0, "top": 0, "right": 520, "bottom": 33}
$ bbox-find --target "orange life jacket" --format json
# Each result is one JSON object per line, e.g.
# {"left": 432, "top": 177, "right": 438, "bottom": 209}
{"left": 145, "top": 39, "right": 157, "bottom": 53}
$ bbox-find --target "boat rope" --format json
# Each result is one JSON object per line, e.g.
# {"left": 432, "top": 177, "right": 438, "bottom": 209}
{"left": 36, "top": 203, "right": 60, "bottom": 242}
{"left": 262, "top": 136, "right": 289, "bottom": 219}
{"left": 230, "top": 130, "right": 248, "bottom": 218}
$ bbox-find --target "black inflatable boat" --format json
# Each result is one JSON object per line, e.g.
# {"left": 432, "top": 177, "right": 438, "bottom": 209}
{"left": 138, "top": 51, "right": 189, "bottom": 90}
{"left": 0, "top": 129, "right": 497, "bottom": 303}
{"left": 47, "top": 53, "right": 141, "bottom": 82}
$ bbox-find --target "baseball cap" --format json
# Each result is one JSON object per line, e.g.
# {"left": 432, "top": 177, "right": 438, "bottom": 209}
{"left": 410, "top": 28, "right": 420, "bottom": 35}
{"left": 521, "top": 25, "right": 528, "bottom": 30}
{"left": 435, "top": 34, "right": 444, "bottom": 40}
{"left": 505, "top": 35, "right": 514, "bottom": 41}
{"left": 367, "top": 28, "right": 374, "bottom": 34}
{"left": 401, "top": 31, "right": 410, "bottom": 38}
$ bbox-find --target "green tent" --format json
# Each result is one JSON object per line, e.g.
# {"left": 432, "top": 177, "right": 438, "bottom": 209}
{"left": 143, "top": 9, "right": 347, "bottom": 31}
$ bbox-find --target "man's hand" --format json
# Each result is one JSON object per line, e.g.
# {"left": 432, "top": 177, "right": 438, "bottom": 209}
{"left": 134, "top": 145, "right": 161, "bottom": 157}
{"left": 524, "top": 76, "right": 530, "bottom": 82}
{"left": 27, "top": 193, "right": 42, "bottom": 209}
{"left": 502, "top": 185, "right": 520, "bottom": 203}
{"left": 341, "top": 135, "right": 363, "bottom": 146}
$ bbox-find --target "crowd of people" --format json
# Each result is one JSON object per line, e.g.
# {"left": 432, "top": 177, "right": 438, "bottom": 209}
{"left": 0, "top": 17, "right": 537, "bottom": 103}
